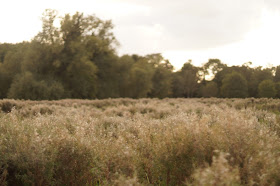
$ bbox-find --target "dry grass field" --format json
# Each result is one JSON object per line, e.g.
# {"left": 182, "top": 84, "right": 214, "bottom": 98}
{"left": 0, "top": 98, "right": 280, "bottom": 185}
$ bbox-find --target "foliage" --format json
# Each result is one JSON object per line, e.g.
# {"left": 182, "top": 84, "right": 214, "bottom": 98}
{"left": 147, "top": 54, "right": 173, "bottom": 98}
{"left": 274, "top": 66, "right": 280, "bottom": 82}
{"left": 258, "top": 79, "right": 276, "bottom": 98}
{"left": 275, "top": 82, "right": 280, "bottom": 98}
{"left": 201, "top": 82, "right": 218, "bottom": 98}
{"left": 172, "top": 61, "right": 199, "bottom": 98}
{"left": 128, "top": 59, "right": 154, "bottom": 98}
{"left": 221, "top": 72, "right": 248, "bottom": 98}
{"left": 8, "top": 72, "right": 65, "bottom": 100}
{"left": 0, "top": 9, "right": 279, "bottom": 99}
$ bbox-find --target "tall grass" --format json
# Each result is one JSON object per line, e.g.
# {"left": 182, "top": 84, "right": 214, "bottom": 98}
{"left": 0, "top": 98, "right": 280, "bottom": 185}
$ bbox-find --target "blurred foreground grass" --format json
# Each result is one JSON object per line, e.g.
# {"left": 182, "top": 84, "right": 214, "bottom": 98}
{"left": 0, "top": 98, "right": 280, "bottom": 185}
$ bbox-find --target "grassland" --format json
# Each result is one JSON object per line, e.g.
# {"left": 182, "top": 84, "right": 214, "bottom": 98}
{"left": 0, "top": 98, "right": 280, "bottom": 185}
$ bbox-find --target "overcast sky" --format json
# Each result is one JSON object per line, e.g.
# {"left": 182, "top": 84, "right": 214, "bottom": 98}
{"left": 1, "top": 0, "right": 280, "bottom": 69}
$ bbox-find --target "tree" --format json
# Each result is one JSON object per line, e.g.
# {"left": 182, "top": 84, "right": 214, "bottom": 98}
{"left": 171, "top": 61, "right": 199, "bottom": 98}
{"left": 117, "top": 55, "right": 134, "bottom": 97}
{"left": 94, "top": 54, "right": 120, "bottom": 98}
{"left": 31, "top": 10, "right": 117, "bottom": 99}
{"left": 0, "top": 43, "right": 18, "bottom": 63}
{"left": 254, "top": 67, "right": 273, "bottom": 83}
{"left": 247, "top": 67, "right": 273, "bottom": 97}
{"left": 275, "top": 82, "right": 280, "bottom": 98}
{"left": 128, "top": 58, "right": 154, "bottom": 98}
{"left": 149, "top": 66, "right": 173, "bottom": 98}
{"left": 34, "top": 9, "right": 61, "bottom": 45}
{"left": 0, "top": 64, "right": 9, "bottom": 98}
{"left": 221, "top": 72, "right": 248, "bottom": 98}
{"left": 180, "top": 61, "right": 199, "bottom": 98}
{"left": 201, "top": 82, "right": 218, "bottom": 98}
{"left": 58, "top": 11, "right": 117, "bottom": 99}
{"left": 8, "top": 72, "right": 65, "bottom": 100}
{"left": 172, "top": 72, "right": 184, "bottom": 97}
{"left": 258, "top": 79, "right": 276, "bottom": 98}
{"left": 146, "top": 54, "right": 173, "bottom": 98}
{"left": 0, "top": 43, "right": 29, "bottom": 98}
{"left": 4, "top": 9, "right": 280, "bottom": 100}
{"left": 0, "top": 9, "right": 119, "bottom": 100}
{"left": 202, "top": 59, "right": 226, "bottom": 81}
{"left": 64, "top": 58, "right": 98, "bottom": 98}
{"left": 274, "top": 66, "right": 280, "bottom": 82}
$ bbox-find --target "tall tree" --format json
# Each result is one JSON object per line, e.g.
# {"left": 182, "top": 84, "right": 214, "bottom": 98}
{"left": 202, "top": 59, "right": 226, "bottom": 81}
{"left": 275, "top": 82, "right": 280, "bottom": 98}
{"left": 146, "top": 54, "right": 174, "bottom": 98}
{"left": 128, "top": 58, "right": 154, "bottom": 98}
{"left": 117, "top": 55, "right": 134, "bottom": 97}
{"left": 0, "top": 43, "right": 28, "bottom": 98}
{"left": 201, "top": 82, "right": 218, "bottom": 98}
{"left": 34, "top": 10, "right": 117, "bottom": 99}
{"left": 274, "top": 66, "right": 280, "bottom": 82}
{"left": 180, "top": 61, "right": 199, "bottom": 98}
{"left": 172, "top": 61, "right": 199, "bottom": 98}
{"left": 221, "top": 71, "right": 248, "bottom": 98}
{"left": 258, "top": 79, "right": 276, "bottom": 98}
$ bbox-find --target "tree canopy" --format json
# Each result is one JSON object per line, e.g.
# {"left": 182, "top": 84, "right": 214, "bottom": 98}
{"left": 221, "top": 72, "right": 248, "bottom": 98}
{"left": 0, "top": 9, "right": 279, "bottom": 100}
{"left": 258, "top": 79, "right": 276, "bottom": 98}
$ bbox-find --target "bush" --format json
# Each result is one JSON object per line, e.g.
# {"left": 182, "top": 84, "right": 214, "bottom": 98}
{"left": 0, "top": 100, "right": 17, "bottom": 113}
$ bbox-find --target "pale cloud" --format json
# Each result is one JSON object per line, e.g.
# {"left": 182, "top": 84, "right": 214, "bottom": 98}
{"left": 113, "top": 0, "right": 264, "bottom": 52}
{"left": 163, "top": 10, "right": 280, "bottom": 69}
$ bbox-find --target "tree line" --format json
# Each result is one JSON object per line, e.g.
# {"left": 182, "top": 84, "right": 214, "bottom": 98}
{"left": 0, "top": 9, "right": 280, "bottom": 100}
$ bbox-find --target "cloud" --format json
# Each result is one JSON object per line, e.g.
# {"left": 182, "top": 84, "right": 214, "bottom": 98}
{"left": 265, "top": 0, "right": 280, "bottom": 11}
{"left": 109, "top": 0, "right": 265, "bottom": 54}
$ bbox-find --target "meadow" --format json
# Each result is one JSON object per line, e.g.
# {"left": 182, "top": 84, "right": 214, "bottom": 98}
{"left": 0, "top": 98, "right": 280, "bottom": 185}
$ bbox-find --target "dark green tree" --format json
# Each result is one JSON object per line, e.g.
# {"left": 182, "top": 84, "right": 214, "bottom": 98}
{"left": 172, "top": 61, "right": 199, "bottom": 98}
{"left": 274, "top": 66, "right": 280, "bottom": 82}
{"left": 117, "top": 55, "right": 134, "bottom": 97}
{"left": 275, "top": 82, "right": 280, "bottom": 98}
{"left": 8, "top": 72, "right": 64, "bottom": 100}
{"left": 128, "top": 58, "right": 154, "bottom": 98}
{"left": 201, "top": 82, "right": 218, "bottom": 98}
{"left": 0, "top": 43, "right": 29, "bottom": 98}
{"left": 94, "top": 54, "right": 120, "bottom": 98}
{"left": 221, "top": 72, "right": 248, "bottom": 98}
{"left": 31, "top": 10, "right": 117, "bottom": 99}
{"left": 172, "top": 72, "right": 184, "bottom": 97}
{"left": 202, "top": 59, "right": 226, "bottom": 81}
{"left": 258, "top": 79, "right": 276, "bottom": 98}
{"left": 146, "top": 54, "right": 173, "bottom": 98}
{"left": 180, "top": 61, "right": 199, "bottom": 98}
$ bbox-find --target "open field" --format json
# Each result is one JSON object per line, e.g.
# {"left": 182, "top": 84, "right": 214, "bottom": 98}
{"left": 0, "top": 98, "right": 280, "bottom": 185}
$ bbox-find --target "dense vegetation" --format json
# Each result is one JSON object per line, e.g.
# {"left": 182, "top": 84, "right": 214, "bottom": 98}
{"left": 0, "top": 98, "right": 280, "bottom": 185}
{"left": 1, "top": 10, "right": 280, "bottom": 100}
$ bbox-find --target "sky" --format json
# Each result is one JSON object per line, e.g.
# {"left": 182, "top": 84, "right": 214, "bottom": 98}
{"left": 0, "top": 0, "right": 280, "bottom": 70}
